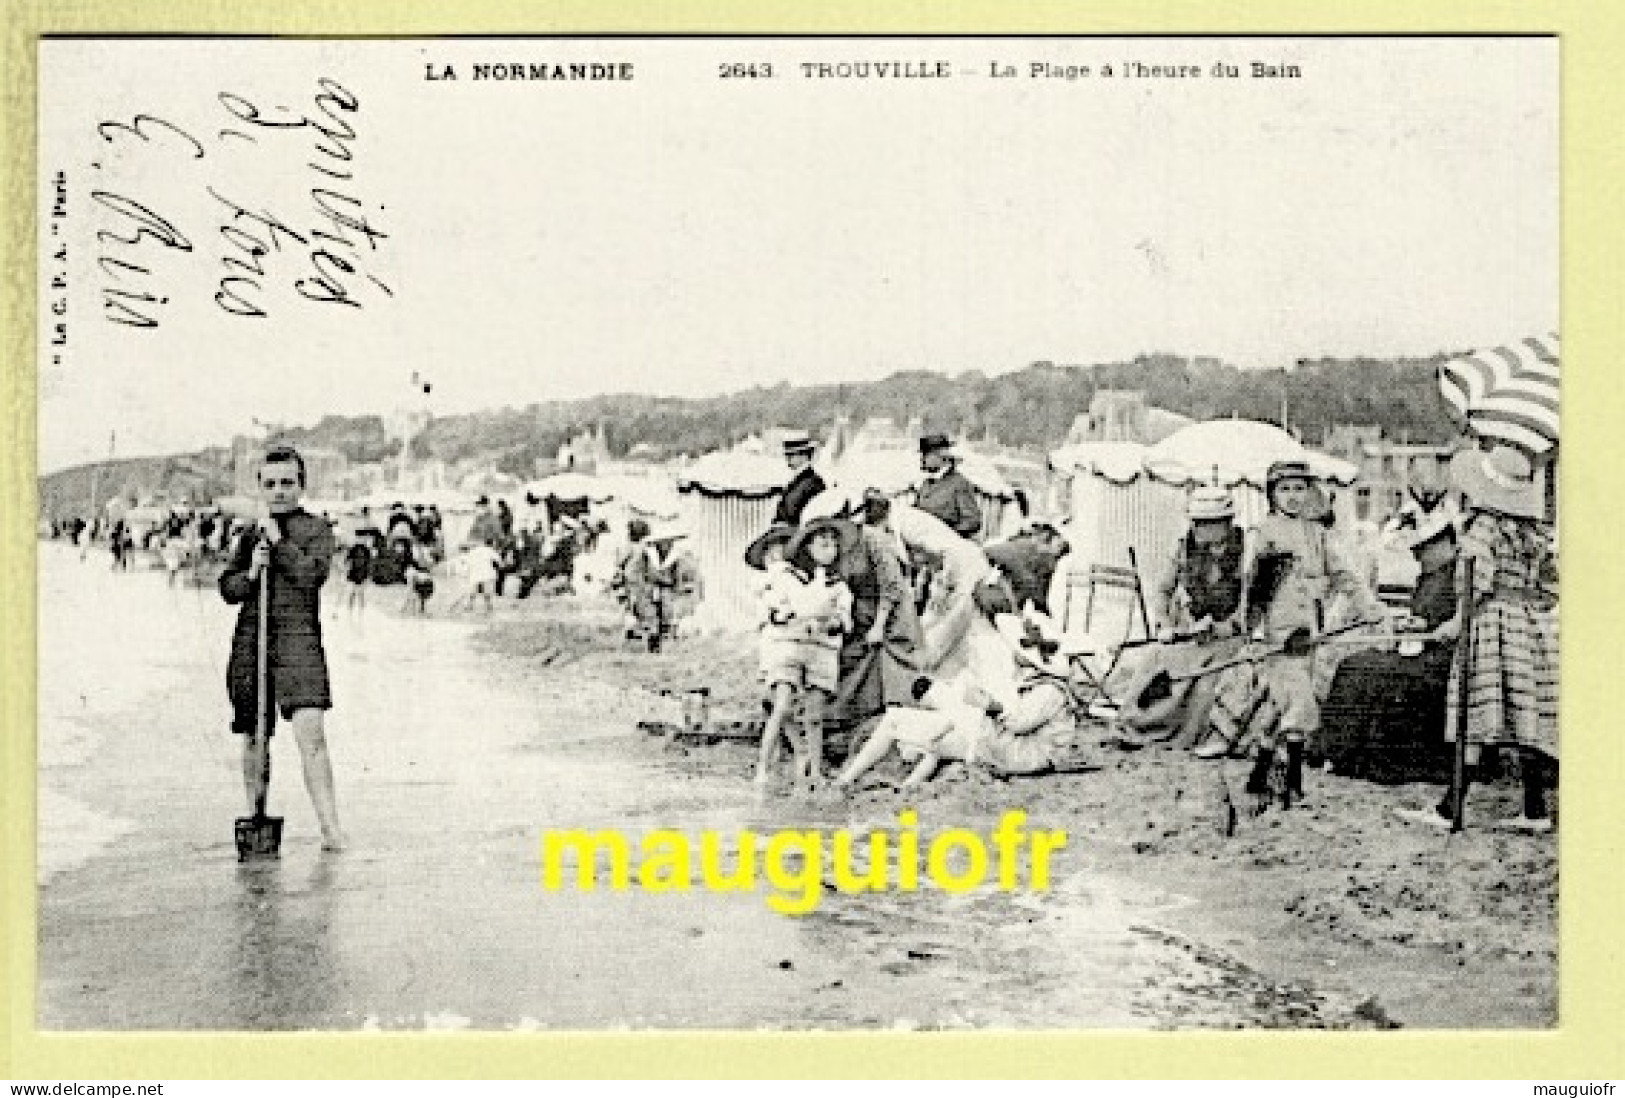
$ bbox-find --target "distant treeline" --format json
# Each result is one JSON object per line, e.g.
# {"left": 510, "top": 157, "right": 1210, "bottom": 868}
{"left": 41, "top": 354, "right": 1461, "bottom": 512}
{"left": 412, "top": 353, "right": 1461, "bottom": 477}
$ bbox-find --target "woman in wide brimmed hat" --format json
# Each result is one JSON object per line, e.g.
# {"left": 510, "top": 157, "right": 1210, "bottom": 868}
{"left": 1396, "top": 442, "right": 1558, "bottom": 832}
{"left": 743, "top": 522, "right": 796, "bottom": 572}
{"left": 746, "top": 520, "right": 852, "bottom": 784}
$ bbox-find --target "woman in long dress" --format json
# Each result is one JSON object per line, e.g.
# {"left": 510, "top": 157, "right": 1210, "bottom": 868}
{"left": 793, "top": 493, "right": 923, "bottom": 758}
{"left": 1397, "top": 443, "right": 1557, "bottom": 831}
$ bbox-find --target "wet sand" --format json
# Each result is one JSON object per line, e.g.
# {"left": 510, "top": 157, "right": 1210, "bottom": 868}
{"left": 36, "top": 544, "right": 1551, "bottom": 1029}
{"left": 477, "top": 610, "right": 1557, "bottom": 1030}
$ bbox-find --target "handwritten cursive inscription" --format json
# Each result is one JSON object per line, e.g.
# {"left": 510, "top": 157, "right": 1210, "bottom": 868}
{"left": 86, "top": 77, "right": 392, "bottom": 330}
{"left": 89, "top": 113, "right": 204, "bottom": 327}
{"left": 212, "top": 78, "right": 392, "bottom": 315}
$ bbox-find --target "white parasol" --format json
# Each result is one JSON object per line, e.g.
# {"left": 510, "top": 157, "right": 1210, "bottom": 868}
{"left": 1143, "top": 419, "right": 1358, "bottom": 489}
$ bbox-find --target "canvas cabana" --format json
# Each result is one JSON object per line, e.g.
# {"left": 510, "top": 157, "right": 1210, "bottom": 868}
{"left": 1047, "top": 423, "right": 1359, "bottom": 648}
{"left": 1045, "top": 441, "right": 1181, "bottom": 645}
{"left": 676, "top": 449, "right": 788, "bottom": 632}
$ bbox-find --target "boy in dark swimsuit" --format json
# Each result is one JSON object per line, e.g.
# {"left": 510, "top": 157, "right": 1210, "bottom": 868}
{"left": 219, "top": 444, "right": 347, "bottom": 851}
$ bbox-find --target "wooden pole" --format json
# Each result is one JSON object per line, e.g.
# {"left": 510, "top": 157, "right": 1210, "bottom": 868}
{"left": 1127, "top": 545, "right": 1151, "bottom": 641}
{"left": 1450, "top": 557, "right": 1476, "bottom": 832}
{"left": 255, "top": 542, "right": 271, "bottom": 817}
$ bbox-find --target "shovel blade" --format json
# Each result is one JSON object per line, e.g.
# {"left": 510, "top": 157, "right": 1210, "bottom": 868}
{"left": 235, "top": 816, "right": 284, "bottom": 861}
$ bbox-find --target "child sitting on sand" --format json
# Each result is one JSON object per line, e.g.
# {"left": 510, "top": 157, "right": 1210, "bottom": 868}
{"left": 744, "top": 519, "right": 854, "bottom": 785}
{"left": 830, "top": 609, "right": 1090, "bottom": 792}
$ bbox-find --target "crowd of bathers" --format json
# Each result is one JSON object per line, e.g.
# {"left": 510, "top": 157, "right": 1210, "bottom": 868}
{"left": 685, "top": 431, "right": 1558, "bottom": 835}
{"left": 45, "top": 428, "right": 1557, "bottom": 833}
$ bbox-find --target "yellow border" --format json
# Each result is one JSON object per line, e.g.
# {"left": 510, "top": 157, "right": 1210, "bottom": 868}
{"left": 5, "top": 0, "right": 1623, "bottom": 1080}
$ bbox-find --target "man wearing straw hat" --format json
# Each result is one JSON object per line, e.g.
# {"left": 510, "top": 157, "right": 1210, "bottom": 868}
{"left": 773, "top": 430, "right": 826, "bottom": 527}
{"left": 219, "top": 444, "right": 346, "bottom": 852}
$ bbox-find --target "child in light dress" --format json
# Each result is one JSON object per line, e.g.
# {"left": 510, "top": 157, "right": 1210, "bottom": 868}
{"left": 744, "top": 520, "right": 853, "bottom": 785}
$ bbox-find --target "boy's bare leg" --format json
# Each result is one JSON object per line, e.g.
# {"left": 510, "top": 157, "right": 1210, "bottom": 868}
{"left": 802, "top": 689, "right": 828, "bottom": 780}
{"left": 241, "top": 732, "right": 271, "bottom": 816}
{"left": 755, "top": 682, "right": 796, "bottom": 784}
{"left": 289, "top": 708, "right": 346, "bottom": 851}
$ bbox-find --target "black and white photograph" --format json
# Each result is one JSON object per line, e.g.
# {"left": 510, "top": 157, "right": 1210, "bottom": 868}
{"left": 35, "top": 35, "right": 1558, "bottom": 1031}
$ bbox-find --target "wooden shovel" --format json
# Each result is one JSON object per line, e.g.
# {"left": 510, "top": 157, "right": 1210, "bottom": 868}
{"left": 236, "top": 540, "right": 283, "bottom": 860}
{"left": 1134, "top": 618, "right": 1382, "bottom": 708}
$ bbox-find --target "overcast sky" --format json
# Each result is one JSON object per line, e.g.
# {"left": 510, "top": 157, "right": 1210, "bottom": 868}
{"left": 38, "top": 36, "right": 1557, "bottom": 471}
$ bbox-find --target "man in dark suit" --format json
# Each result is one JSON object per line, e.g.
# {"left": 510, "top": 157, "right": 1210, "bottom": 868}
{"left": 914, "top": 433, "right": 982, "bottom": 541}
{"left": 773, "top": 430, "right": 826, "bottom": 527}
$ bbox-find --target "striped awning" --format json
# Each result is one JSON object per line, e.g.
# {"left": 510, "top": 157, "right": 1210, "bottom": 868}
{"left": 1438, "top": 334, "right": 1560, "bottom": 454}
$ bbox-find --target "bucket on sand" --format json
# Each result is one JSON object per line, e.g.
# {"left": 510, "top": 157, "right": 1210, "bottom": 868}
{"left": 681, "top": 687, "right": 711, "bottom": 736}
{"left": 235, "top": 814, "right": 283, "bottom": 860}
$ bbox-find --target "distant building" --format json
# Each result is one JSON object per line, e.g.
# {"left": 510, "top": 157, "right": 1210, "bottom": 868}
{"left": 557, "top": 423, "right": 610, "bottom": 473}
{"left": 1066, "top": 390, "right": 1191, "bottom": 445}
{"left": 232, "top": 437, "right": 348, "bottom": 499}
{"left": 1321, "top": 425, "right": 1456, "bottom": 525}
{"left": 847, "top": 416, "right": 911, "bottom": 452}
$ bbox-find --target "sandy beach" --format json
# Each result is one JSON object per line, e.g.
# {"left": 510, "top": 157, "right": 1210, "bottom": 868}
{"left": 36, "top": 543, "right": 1554, "bottom": 1030}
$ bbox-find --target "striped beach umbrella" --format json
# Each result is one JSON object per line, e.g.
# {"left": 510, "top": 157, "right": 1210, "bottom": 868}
{"left": 1438, "top": 334, "right": 1560, "bottom": 454}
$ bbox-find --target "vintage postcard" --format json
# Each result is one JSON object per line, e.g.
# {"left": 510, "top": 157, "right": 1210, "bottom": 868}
{"left": 13, "top": 23, "right": 1606, "bottom": 1074}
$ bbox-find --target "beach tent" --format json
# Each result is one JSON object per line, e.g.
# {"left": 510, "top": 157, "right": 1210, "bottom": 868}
{"left": 676, "top": 449, "right": 789, "bottom": 632}
{"left": 1047, "top": 441, "right": 1180, "bottom": 572}
{"left": 1045, "top": 441, "right": 1183, "bottom": 643}
{"left": 523, "top": 472, "right": 618, "bottom": 504}
{"left": 1047, "top": 422, "right": 1362, "bottom": 645}
{"left": 524, "top": 471, "right": 681, "bottom": 521}
{"left": 561, "top": 472, "right": 684, "bottom": 594}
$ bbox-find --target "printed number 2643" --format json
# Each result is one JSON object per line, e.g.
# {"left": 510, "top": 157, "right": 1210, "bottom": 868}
{"left": 719, "top": 63, "right": 774, "bottom": 78}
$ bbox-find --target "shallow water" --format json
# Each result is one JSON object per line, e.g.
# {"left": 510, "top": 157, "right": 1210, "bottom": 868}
{"left": 37, "top": 543, "right": 1324, "bottom": 1029}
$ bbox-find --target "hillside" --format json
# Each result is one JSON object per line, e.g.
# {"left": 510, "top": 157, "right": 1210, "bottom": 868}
{"left": 409, "top": 353, "right": 1459, "bottom": 478}
{"left": 40, "top": 354, "right": 1461, "bottom": 515}
{"left": 39, "top": 451, "right": 235, "bottom": 522}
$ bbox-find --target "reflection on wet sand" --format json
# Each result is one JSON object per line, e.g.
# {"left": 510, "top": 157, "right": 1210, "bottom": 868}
{"left": 37, "top": 544, "right": 1353, "bottom": 1029}
{"left": 225, "top": 857, "right": 341, "bottom": 1029}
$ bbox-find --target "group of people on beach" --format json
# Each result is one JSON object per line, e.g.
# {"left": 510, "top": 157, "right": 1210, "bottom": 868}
{"left": 47, "top": 505, "right": 268, "bottom": 583}
{"left": 50, "top": 421, "right": 1558, "bottom": 852}
{"left": 732, "top": 430, "right": 1558, "bottom": 834}
{"left": 332, "top": 493, "right": 608, "bottom": 617}
{"left": 737, "top": 430, "right": 1092, "bottom": 794}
